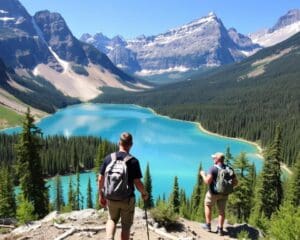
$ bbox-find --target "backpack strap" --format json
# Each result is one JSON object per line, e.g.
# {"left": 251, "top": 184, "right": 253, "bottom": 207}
{"left": 110, "top": 152, "right": 133, "bottom": 163}
{"left": 123, "top": 154, "right": 133, "bottom": 163}
{"left": 214, "top": 164, "right": 225, "bottom": 170}
{"left": 111, "top": 152, "right": 117, "bottom": 162}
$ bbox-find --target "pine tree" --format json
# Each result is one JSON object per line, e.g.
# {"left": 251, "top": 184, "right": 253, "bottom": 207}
{"left": 0, "top": 166, "right": 16, "bottom": 217}
{"left": 67, "top": 176, "right": 74, "bottom": 210}
{"left": 179, "top": 189, "right": 190, "bottom": 218}
{"left": 289, "top": 152, "right": 300, "bottom": 206}
{"left": 95, "top": 188, "right": 100, "bottom": 210}
{"left": 86, "top": 177, "right": 93, "bottom": 208}
{"left": 54, "top": 175, "right": 64, "bottom": 212}
{"left": 190, "top": 164, "right": 204, "bottom": 220}
{"left": 94, "top": 140, "right": 108, "bottom": 173}
{"left": 248, "top": 163, "right": 256, "bottom": 189}
{"left": 170, "top": 176, "right": 180, "bottom": 213}
{"left": 156, "top": 195, "right": 161, "bottom": 206}
{"left": 225, "top": 146, "right": 233, "bottom": 166}
{"left": 16, "top": 108, "right": 49, "bottom": 218}
{"left": 228, "top": 152, "right": 253, "bottom": 222}
{"left": 143, "top": 162, "right": 154, "bottom": 209}
{"left": 74, "top": 171, "right": 81, "bottom": 210}
{"left": 253, "top": 126, "right": 283, "bottom": 220}
{"left": 72, "top": 145, "right": 79, "bottom": 172}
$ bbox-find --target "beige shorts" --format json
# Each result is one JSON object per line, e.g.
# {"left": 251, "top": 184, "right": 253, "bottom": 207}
{"left": 107, "top": 197, "right": 135, "bottom": 231}
{"left": 204, "top": 191, "right": 228, "bottom": 213}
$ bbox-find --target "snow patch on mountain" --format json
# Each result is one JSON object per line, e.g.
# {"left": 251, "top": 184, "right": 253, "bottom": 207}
{"left": 48, "top": 47, "right": 69, "bottom": 73}
{"left": 0, "top": 17, "right": 15, "bottom": 21}
{"left": 250, "top": 9, "right": 300, "bottom": 47}
{"left": 250, "top": 21, "right": 300, "bottom": 47}
{"left": 0, "top": 10, "right": 8, "bottom": 14}
{"left": 136, "top": 66, "right": 190, "bottom": 76}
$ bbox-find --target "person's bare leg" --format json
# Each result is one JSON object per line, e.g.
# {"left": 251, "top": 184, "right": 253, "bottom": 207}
{"left": 106, "top": 219, "right": 116, "bottom": 240}
{"left": 205, "top": 204, "right": 212, "bottom": 224}
{"left": 218, "top": 211, "right": 225, "bottom": 228}
{"left": 217, "top": 210, "right": 225, "bottom": 236}
{"left": 121, "top": 229, "right": 130, "bottom": 240}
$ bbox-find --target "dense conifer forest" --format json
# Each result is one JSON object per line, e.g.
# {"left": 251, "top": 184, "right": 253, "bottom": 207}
{"left": 0, "top": 134, "right": 117, "bottom": 176}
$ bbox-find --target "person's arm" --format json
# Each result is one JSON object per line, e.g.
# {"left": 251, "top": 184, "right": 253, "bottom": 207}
{"left": 98, "top": 174, "right": 107, "bottom": 207}
{"left": 134, "top": 178, "right": 148, "bottom": 200}
{"left": 200, "top": 170, "right": 213, "bottom": 185}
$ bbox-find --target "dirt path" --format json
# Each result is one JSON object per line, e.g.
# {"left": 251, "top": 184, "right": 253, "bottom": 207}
{"left": 1, "top": 208, "right": 261, "bottom": 240}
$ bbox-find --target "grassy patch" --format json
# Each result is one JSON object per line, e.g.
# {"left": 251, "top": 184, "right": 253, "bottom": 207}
{"left": 0, "top": 106, "right": 23, "bottom": 129}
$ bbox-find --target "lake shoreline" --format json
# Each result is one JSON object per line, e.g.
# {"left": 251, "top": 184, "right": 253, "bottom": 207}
{"left": 142, "top": 104, "right": 264, "bottom": 160}
{"left": 3, "top": 103, "right": 293, "bottom": 175}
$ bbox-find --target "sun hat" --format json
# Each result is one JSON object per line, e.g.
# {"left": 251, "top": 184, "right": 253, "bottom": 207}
{"left": 211, "top": 152, "right": 225, "bottom": 159}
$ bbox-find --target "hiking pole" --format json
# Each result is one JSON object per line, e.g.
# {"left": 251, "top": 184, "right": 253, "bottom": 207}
{"left": 144, "top": 205, "right": 150, "bottom": 240}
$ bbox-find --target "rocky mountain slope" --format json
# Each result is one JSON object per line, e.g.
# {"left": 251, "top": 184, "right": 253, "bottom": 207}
{"left": 0, "top": 0, "right": 146, "bottom": 109}
{"left": 81, "top": 12, "right": 261, "bottom": 76}
{"left": 1, "top": 208, "right": 261, "bottom": 240}
{"left": 249, "top": 9, "right": 300, "bottom": 47}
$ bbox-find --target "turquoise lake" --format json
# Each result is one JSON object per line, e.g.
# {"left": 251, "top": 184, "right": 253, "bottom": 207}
{"left": 4, "top": 104, "right": 263, "bottom": 206}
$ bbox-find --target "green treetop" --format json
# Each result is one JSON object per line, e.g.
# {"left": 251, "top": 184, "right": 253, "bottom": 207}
{"left": 16, "top": 108, "right": 49, "bottom": 218}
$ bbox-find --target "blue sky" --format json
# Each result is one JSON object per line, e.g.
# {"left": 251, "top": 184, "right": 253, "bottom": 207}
{"left": 20, "top": 0, "right": 299, "bottom": 39}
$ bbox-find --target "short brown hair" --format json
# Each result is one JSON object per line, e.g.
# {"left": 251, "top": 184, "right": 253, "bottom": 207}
{"left": 119, "top": 132, "right": 133, "bottom": 147}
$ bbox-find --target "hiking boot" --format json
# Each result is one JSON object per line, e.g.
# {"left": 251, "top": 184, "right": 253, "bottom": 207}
{"left": 201, "top": 223, "right": 211, "bottom": 232}
{"left": 217, "top": 226, "right": 224, "bottom": 236}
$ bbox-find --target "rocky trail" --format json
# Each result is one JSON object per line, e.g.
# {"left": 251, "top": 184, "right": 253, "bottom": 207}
{"left": 0, "top": 208, "right": 261, "bottom": 240}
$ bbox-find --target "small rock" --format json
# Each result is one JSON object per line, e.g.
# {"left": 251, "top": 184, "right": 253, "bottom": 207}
{"left": 153, "top": 222, "right": 160, "bottom": 229}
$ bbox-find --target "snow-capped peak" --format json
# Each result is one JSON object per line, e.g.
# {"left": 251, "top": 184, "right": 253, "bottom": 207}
{"left": 249, "top": 9, "right": 300, "bottom": 47}
{"left": 208, "top": 11, "right": 216, "bottom": 17}
{"left": 270, "top": 9, "right": 300, "bottom": 33}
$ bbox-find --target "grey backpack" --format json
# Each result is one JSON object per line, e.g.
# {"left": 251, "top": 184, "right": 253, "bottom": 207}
{"left": 104, "top": 153, "right": 133, "bottom": 200}
{"left": 214, "top": 165, "right": 234, "bottom": 195}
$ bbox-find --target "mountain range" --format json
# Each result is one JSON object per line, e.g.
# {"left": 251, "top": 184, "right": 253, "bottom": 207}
{"left": 81, "top": 9, "right": 300, "bottom": 77}
{"left": 0, "top": 0, "right": 299, "bottom": 123}
{"left": 81, "top": 12, "right": 261, "bottom": 76}
{"left": 0, "top": 0, "right": 146, "bottom": 115}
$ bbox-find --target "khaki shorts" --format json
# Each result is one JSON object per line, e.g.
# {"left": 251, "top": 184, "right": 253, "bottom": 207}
{"left": 107, "top": 197, "right": 135, "bottom": 231}
{"left": 204, "top": 191, "right": 228, "bottom": 213}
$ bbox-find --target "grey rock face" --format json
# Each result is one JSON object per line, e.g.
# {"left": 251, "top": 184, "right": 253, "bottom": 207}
{"left": 81, "top": 13, "right": 260, "bottom": 74}
{"left": 269, "top": 9, "right": 300, "bottom": 33}
{"left": 34, "top": 11, "right": 89, "bottom": 65}
{"left": 228, "top": 28, "right": 261, "bottom": 51}
{"left": 0, "top": 0, "right": 56, "bottom": 69}
{"left": 0, "top": 58, "right": 9, "bottom": 85}
{"left": 0, "top": 0, "right": 35, "bottom": 35}
{"left": 33, "top": 10, "right": 135, "bottom": 82}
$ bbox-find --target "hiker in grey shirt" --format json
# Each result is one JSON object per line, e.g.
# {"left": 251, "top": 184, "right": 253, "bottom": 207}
{"left": 98, "top": 132, "right": 148, "bottom": 240}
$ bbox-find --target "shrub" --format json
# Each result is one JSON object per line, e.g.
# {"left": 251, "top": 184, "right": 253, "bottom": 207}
{"left": 150, "top": 202, "right": 179, "bottom": 228}
{"left": 267, "top": 203, "right": 300, "bottom": 240}
{"left": 16, "top": 197, "right": 37, "bottom": 224}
